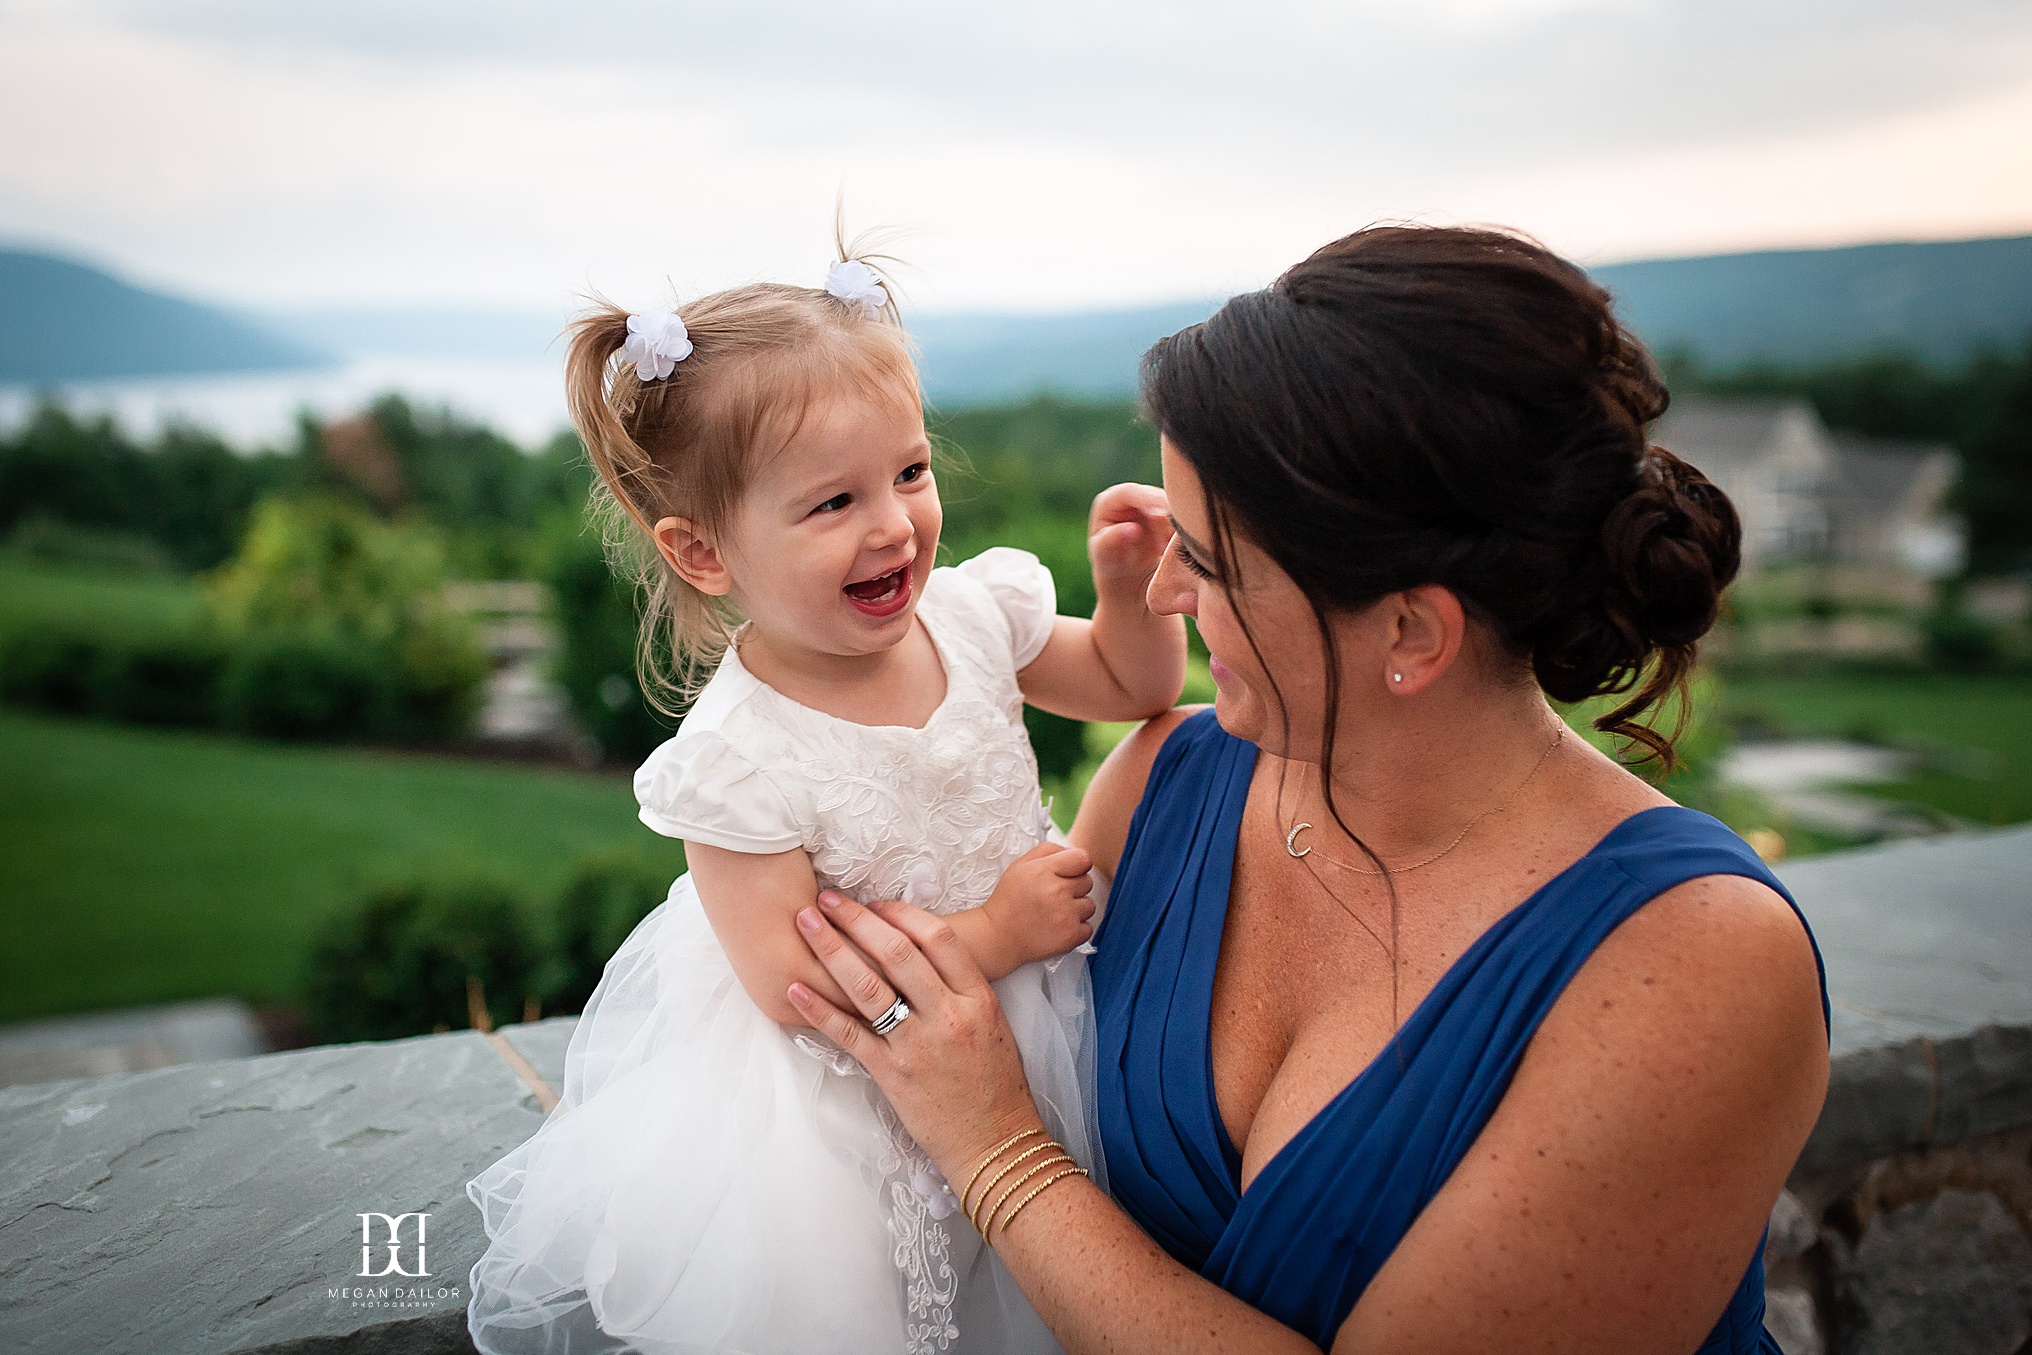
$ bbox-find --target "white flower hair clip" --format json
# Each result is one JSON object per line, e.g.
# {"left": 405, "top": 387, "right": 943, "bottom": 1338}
{"left": 825, "top": 260, "right": 889, "bottom": 319}
{"left": 622, "top": 310, "right": 693, "bottom": 382}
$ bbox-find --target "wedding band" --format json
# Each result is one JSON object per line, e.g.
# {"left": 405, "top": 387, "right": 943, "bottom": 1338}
{"left": 870, "top": 996, "right": 912, "bottom": 1036}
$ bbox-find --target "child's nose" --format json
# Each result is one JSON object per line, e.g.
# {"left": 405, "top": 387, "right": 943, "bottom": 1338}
{"left": 866, "top": 495, "right": 914, "bottom": 548}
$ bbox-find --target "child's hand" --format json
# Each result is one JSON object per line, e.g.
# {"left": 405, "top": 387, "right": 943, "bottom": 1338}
{"left": 981, "top": 842, "right": 1098, "bottom": 967}
{"left": 1089, "top": 483, "right": 1171, "bottom": 593}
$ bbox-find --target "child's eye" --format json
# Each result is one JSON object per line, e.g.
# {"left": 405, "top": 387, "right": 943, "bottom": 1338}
{"left": 896, "top": 462, "right": 929, "bottom": 485}
{"left": 814, "top": 493, "right": 851, "bottom": 514}
{"left": 1173, "top": 536, "right": 1215, "bottom": 580}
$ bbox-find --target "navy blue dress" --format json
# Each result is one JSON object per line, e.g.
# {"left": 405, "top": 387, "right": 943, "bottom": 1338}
{"left": 1090, "top": 711, "right": 1828, "bottom": 1351}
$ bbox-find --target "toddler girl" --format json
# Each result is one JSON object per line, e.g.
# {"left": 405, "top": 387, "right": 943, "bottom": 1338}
{"left": 465, "top": 255, "right": 1183, "bottom": 1355}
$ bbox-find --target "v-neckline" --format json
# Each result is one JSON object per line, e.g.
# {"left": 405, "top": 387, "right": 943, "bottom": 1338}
{"left": 1197, "top": 749, "right": 1681, "bottom": 1197}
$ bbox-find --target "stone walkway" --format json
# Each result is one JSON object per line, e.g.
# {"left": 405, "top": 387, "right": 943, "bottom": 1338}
{"left": 0, "top": 998, "right": 266, "bottom": 1090}
{"left": 1717, "top": 738, "right": 1952, "bottom": 840}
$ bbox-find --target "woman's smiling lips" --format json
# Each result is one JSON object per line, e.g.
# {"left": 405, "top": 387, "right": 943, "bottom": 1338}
{"left": 842, "top": 565, "right": 913, "bottom": 618}
{"left": 1208, "top": 655, "right": 1236, "bottom": 687}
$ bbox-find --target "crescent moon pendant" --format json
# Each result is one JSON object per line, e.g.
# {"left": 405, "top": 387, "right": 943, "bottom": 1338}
{"left": 1285, "top": 822, "right": 1313, "bottom": 859}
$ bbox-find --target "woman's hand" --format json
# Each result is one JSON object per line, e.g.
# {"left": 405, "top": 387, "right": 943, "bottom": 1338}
{"left": 787, "top": 891, "right": 1048, "bottom": 1176}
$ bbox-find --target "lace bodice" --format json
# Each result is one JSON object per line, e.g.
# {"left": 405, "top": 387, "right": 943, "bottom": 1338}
{"left": 634, "top": 547, "right": 1059, "bottom": 915}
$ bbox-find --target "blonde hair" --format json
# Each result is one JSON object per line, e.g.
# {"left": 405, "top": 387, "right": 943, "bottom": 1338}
{"left": 564, "top": 254, "right": 918, "bottom": 715}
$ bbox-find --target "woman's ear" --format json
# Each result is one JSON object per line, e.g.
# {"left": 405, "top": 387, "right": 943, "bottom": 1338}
{"left": 1381, "top": 584, "right": 1466, "bottom": 695}
{"left": 652, "top": 516, "right": 733, "bottom": 597}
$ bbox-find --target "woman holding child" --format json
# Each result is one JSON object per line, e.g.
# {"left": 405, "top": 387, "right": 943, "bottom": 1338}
{"left": 787, "top": 225, "right": 1833, "bottom": 1353}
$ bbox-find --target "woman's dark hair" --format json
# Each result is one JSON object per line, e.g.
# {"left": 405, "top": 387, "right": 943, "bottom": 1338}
{"left": 1141, "top": 224, "right": 1739, "bottom": 772}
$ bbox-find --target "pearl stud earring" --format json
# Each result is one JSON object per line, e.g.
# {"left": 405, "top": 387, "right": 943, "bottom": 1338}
{"left": 1391, "top": 673, "right": 1403, "bottom": 683}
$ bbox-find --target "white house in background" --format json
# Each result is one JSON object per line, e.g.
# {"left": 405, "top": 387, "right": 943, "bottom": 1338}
{"left": 1652, "top": 397, "right": 1965, "bottom": 577}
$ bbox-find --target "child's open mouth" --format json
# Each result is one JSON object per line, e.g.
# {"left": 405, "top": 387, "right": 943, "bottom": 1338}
{"left": 843, "top": 565, "right": 912, "bottom": 617}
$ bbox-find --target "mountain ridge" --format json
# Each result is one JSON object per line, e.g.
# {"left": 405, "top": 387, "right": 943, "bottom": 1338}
{"left": 0, "top": 250, "right": 328, "bottom": 384}
{"left": 5, "top": 234, "right": 2029, "bottom": 400}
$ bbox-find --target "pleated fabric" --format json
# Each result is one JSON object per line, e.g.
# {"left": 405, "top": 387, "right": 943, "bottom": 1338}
{"left": 1090, "top": 711, "right": 1828, "bottom": 1352}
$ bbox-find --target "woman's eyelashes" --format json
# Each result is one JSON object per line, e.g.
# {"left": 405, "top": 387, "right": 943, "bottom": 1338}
{"left": 1173, "top": 536, "right": 1215, "bottom": 580}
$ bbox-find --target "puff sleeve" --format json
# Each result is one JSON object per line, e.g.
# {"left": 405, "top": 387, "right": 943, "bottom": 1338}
{"left": 633, "top": 729, "right": 804, "bottom": 854}
{"left": 952, "top": 546, "right": 1058, "bottom": 670}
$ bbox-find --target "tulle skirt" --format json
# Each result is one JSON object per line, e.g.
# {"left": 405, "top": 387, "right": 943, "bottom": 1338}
{"left": 466, "top": 870, "right": 1105, "bottom": 1355}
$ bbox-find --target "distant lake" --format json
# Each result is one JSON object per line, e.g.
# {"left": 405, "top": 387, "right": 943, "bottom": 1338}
{"left": 0, "top": 356, "right": 570, "bottom": 450}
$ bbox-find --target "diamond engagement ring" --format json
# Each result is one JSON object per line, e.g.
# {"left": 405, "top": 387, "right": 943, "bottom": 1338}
{"left": 871, "top": 996, "right": 912, "bottom": 1036}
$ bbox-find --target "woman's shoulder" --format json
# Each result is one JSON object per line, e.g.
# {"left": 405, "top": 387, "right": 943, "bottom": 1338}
{"left": 1070, "top": 705, "right": 1226, "bottom": 880}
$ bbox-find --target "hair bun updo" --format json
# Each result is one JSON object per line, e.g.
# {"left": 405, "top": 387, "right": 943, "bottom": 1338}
{"left": 1534, "top": 446, "right": 1741, "bottom": 762}
{"left": 1141, "top": 224, "right": 1744, "bottom": 769}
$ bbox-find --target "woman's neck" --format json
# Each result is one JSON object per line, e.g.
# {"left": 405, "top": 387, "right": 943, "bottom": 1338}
{"left": 1305, "top": 680, "right": 1573, "bottom": 870}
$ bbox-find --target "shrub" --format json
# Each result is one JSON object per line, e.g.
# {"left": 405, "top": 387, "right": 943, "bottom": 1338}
{"left": 0, "top": 621, "right": 104, "bottom": 714}
{"left": 1922, "top": 594, "right": 2007, "bottom": 672}
{"left": 1, "top": 615, "right": 228, "bottom": 728}
{"left": 91, "top": 628, "right": 228, "bottom": 726}
{"left": 220, "top": 629, "right": 385, "bottom": 740}
{"left": 208, "top": 495, "right": 488, "bottom": 743}
{"left": 1024, "top": 706, "right": 1088, "bottom": 782}
{"left": 543, "top": 521, "right": 677, "bottom": 762}
{"left": 538, "top": 855, "right": 676, "bottom": 1014}
{"left": 302, "top": 879, "right": 541, "bottom": 1043}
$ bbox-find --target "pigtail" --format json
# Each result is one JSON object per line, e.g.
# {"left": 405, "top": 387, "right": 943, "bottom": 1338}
{"left": 564, "top": 306, "right": 659, "bottom": 535}
{"left": 561, "top": 302, "right": 734, "bottom": 717}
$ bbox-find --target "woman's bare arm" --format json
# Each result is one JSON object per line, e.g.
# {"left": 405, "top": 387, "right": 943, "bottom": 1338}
{"left": 1332, "top": 872, "right": 1829, "bottom": 1354}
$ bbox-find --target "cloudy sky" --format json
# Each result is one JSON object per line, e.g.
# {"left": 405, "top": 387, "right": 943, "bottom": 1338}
{"left": 3, "top": 0, "right": 2031, "bottom": 314}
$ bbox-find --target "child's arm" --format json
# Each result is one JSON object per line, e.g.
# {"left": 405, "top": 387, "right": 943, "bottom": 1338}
{"left": 686, "top": 839, "right": 1097, "bottom": 1024}
{"left": 1017, "top": 483, "right": 1185, "bottom": 724}
{"left": 685, "top": 842, "right": 865, "bottom": 1025}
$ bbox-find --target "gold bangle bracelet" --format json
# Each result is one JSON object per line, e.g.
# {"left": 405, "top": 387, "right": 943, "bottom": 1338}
{"left": 991, "top": 1166, "right": 1089, "bottom": 1245}
{"left": 982, "top": 1155, "right": 1077, "bottom": 1240}
{"left": 969, "top": 1141, "right": 1063, "bottom": 1233}
{"left": 961, "top": 1128, "right": 1046, "bottom": 1213}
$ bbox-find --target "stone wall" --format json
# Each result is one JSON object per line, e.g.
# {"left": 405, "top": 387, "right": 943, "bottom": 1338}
{"left": 3, "top": 826, "right": 2030, "bottom": 1354}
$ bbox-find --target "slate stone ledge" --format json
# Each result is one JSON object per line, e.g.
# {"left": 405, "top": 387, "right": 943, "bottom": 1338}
{"left": 0, "top": 1019, "right": 576, "bottom": 1355}
{"left": 1794, "top": 1022, "right": 2032, "bottom": 1182}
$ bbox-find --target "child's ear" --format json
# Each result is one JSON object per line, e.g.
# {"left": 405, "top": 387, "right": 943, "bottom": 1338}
{"left": 653, "top": 517, "right": 732, "bottom": 597}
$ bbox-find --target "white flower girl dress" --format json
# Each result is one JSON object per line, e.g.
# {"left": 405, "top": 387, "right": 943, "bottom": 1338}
{"left": 466, "top": 547, "right": 1104, "bottom": 1355}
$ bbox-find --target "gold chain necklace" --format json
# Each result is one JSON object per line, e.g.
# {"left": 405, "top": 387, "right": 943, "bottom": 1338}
{"left": 1282, "top": 724, "right": 1566, "bottom": 876}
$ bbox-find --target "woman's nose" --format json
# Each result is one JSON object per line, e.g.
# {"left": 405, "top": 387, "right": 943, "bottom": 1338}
{"left": 1146, "top": 534, "right": 1197, "bottom": 618}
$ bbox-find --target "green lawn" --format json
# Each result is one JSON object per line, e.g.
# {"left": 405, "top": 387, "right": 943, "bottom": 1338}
{"left": 0, "top": 557, "right": 204, "bottom": 640}
{"left": 1720, "top": 671, "right": 2032, "bottom": 828}
{"left": 0, "top": 710, "right": 684, "bottom": 1023}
